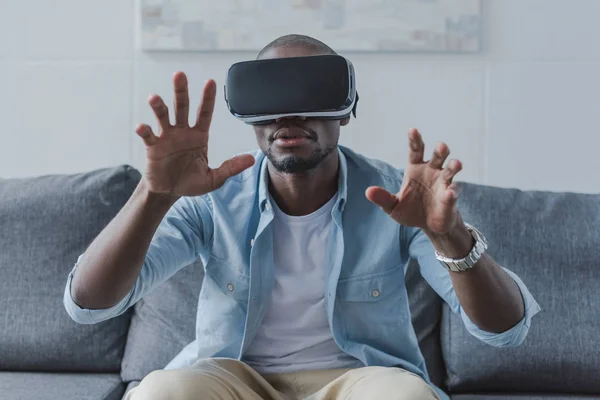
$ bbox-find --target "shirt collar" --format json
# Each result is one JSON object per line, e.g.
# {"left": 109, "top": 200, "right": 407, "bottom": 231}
{"left": 258, "top": 146, "right": 348, "bottom": 212}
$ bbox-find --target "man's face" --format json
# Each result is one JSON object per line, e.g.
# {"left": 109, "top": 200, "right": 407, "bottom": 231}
{"left": 253, "top": 46, "right": 349, "bottom": 174}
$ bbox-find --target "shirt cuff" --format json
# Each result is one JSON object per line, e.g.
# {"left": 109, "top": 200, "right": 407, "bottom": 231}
{"left": 63, "top": 255, "right": 134, "bottom": 325}
{"left": 460, "top": 267, "right": 542, "bottom": 347}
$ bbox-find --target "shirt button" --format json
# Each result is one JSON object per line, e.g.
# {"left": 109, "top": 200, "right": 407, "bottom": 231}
{"left": 250, "top": 239, "right": 254, "bottom": 247}
{"left": 265, "top": 203, "right": 271, "bottom": 211}
{"left": 227, "top": 283, "right": 234, "bottom": 292}
{"left": 371, "top": 289, "right": 380, "bottom": 298}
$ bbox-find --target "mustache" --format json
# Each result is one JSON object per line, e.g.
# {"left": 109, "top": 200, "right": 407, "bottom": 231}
{"left": 270, "top": 121, "right": 318, "bottom": 141}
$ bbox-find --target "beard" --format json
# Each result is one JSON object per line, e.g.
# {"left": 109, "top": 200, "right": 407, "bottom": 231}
{"left": 265, "top": 144, "right": 336, "bottom": 173}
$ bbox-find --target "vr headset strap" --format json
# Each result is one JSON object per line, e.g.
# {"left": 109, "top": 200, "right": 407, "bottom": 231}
{"left": 352, "top": 92, "right": 359, "bottom": 118}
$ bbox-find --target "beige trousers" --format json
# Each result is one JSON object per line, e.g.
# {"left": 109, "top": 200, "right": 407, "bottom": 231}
{"left": 126, "top": 358, "right": 440, "bottom": 400}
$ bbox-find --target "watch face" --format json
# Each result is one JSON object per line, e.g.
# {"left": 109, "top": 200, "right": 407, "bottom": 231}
{"left": 453, "top": 262, "right": 468, "bottom": 272}
{"left": 440, "top": 260, "right": 466, "bottom": 272}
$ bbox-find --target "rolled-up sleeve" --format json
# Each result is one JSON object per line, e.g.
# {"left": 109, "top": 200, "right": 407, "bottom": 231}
{"left": 457, "top": 267, "right": 541, "bottom": 347}
{"left": 405, "top": 227, "right": 541, "bottom": 347}
{"left": 63, "top": 195, "right": 212, "bottom": 325}
{"left": 63, "top": 256, "right": 135, "bottom": 324}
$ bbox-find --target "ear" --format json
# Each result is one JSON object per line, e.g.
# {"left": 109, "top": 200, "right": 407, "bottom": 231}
{"left": 340, "top": 117, "right": 350, "bottom": 126}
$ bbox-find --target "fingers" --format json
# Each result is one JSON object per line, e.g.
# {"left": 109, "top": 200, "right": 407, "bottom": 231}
{"left": 148, "top": 95, "right": 171, "bottom": 132}
{"left": 365, "top": 186, "right": 399, "bottom": 215}
{"left": 135, "top": 124, "right": 159, "bottom": 146}
{"left": 429, "top": 142, "right": 450, "bottom": 170}
{"left": 408, "top": 128, "right": 425, "bottom": 164}
{"left": 210, "top": 154, "right": 256, "bottom": 190}
{"left": 173, "top": 72, "right": 190, "bottom": 127}
{"left": 195, "top": 79, "right": 217, "bottom": 132}
{"left": 441, "top": 159, "right": 463, "bottom": 184}
{"left": 442, "top": 182, "right": 461, "bottom": 205}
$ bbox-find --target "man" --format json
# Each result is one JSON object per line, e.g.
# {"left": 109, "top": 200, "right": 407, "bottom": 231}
{"left": 64, "top": 35, "right": 540, "bottom": 400}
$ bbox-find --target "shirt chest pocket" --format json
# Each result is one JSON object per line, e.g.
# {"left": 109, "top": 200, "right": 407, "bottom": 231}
{"left": 337, "top": 265, "right": 406, "bottom": 303}
{"left": 204, "top": 257, "right": 250, "bottom": 302}
{"left": 335, "top": 265, "right": 410, "bottom": 342}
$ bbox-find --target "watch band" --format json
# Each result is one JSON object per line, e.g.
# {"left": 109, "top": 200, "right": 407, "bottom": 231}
{"left": 435, "top": 223, "right": 488, "bottom": 272}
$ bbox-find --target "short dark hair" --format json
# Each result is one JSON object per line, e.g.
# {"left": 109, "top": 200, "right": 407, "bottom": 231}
{"left": 257, "top": 34, "right": 337, "bottom": 59}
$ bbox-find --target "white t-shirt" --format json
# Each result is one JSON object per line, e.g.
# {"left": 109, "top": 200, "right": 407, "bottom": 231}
{"left": 242, "top": 193, "right": 363, "bottom": 374}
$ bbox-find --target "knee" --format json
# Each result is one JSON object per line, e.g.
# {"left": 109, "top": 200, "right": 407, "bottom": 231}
{"left": 128, "top": 370, "right": 187, "bottom": 400}
{"left": 392, "top": 373, "right": 439, "bottom": 400}
{"left": 351, "top": 367, "right": 439, "bottom": 400}
{"left": 129, "top": 369, "right": 227, "bottom": 400}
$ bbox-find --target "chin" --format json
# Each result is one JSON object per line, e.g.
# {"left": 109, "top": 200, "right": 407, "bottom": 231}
{"left": 266, "top": 145, "right": 335, "bottom": 174}
{"left": 269, "top": 155, "right": 318, "bottom": 174}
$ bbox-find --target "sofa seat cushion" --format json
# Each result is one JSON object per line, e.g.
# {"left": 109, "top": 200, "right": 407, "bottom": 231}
{"left": 443, "top": 183, "right": 600, "bottom": 393}
{"left": 0, "top": 372, "right": 124, "bottom": 400}
{"left": 0, "top": 166, "right": 141, "bottom": 372}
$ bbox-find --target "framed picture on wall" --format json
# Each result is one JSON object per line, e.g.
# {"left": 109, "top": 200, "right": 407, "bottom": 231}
{"left": 139, "top": 0, "right": 481, "bottom": 53}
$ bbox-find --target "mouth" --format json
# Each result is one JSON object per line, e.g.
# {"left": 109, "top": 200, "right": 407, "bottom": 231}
{"left": 272, "top": 127, "right": 313, "bottom": 141}
{"left": 271, "top": 127, "right": 314, "bottom": 148}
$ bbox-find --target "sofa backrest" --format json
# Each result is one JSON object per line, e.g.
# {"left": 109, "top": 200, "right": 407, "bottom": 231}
{"left": 0, "top": 166, "right": 141, "bottom": 372}
{"left": 406, "top": 258, "right": 446, "bottom": 387}
{"left": 442, "top": 182, "right": 600, "bottom": 394}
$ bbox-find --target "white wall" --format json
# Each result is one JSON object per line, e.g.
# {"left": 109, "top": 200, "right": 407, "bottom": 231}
{"left": 1, "top": 0, "right": 599, "bottom": 193}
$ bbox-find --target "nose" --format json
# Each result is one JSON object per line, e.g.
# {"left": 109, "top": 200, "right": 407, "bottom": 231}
{"left": 275, "top": 115, "right": 307, "bottom": 123}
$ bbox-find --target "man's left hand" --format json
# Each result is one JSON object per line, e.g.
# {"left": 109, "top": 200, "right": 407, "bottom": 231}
{"left": 365, "top": 128, "right": 463, "bottom": 236}
{"left": 366, "top": 128, "right": 529, "bottom": 332}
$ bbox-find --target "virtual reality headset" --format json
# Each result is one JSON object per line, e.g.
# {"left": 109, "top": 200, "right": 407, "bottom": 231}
{"left": 224, "top": 54, "right": 359, "bottom": 125}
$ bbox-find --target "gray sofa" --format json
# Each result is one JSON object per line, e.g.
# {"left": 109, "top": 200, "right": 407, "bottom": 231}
{"left": 0, "top": 164, "right": 598, "bottom": 399}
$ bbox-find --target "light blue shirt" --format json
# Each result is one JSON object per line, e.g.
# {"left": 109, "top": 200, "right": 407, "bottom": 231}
{"left": 64, "top": 146, "right": 541, "bottom": 399}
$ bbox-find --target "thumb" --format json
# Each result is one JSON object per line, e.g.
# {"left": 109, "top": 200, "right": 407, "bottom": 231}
{"left": 365, "top": 186, "right": 399, "bottom": 214}
{"left": 210, "top": 154, "right": 255, "bottom": 190}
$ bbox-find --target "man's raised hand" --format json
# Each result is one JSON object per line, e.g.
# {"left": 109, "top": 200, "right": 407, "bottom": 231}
{"left": 365, "top": 128, "right": 463, "bottom": 235}
{"left": 135, "top": 72, "right": 255, "bottom": 199}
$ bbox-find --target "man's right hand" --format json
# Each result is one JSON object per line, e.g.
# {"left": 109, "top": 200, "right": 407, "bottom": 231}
{"left": 135, "top": 71, "right": 255, "bottom": 200}
{"left": 68, "top": 72, "right": 254, "bottom": 311}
